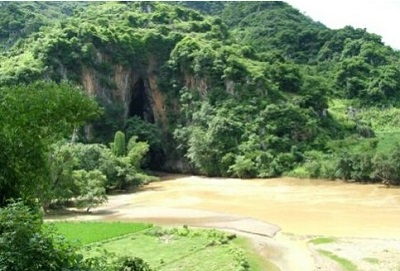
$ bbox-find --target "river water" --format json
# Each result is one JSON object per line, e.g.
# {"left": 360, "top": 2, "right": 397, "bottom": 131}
{"left": 128, "top": 175, "right": 400, "bottom": 239}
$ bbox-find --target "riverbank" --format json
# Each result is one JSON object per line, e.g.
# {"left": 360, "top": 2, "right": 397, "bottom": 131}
{"left": 48, "top": 175, "right": 400, "bottom": 270}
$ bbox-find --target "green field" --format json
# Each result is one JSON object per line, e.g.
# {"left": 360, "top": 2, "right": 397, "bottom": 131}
{"left": 50, "top": 221, "right": 152, "bottom": 245}
{"left": 51, "top": 222, "right": 277, "bottom": 271}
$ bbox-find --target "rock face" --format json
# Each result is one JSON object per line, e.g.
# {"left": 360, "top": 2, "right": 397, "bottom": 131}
{"left": 81, "top": 53, "right": 168, "bottom": 129}
{"left": 78, "top": 51, "right": 207, "bottom": 171}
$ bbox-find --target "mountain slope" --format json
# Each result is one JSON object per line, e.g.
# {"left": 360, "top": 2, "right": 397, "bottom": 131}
{"left": 1, "top": 2, "right": 400, "bottom": 180}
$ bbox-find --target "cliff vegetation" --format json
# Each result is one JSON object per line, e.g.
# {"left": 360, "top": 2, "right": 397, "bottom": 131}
{"left": 1, "top": 1, "right": 400, "bottom": 187}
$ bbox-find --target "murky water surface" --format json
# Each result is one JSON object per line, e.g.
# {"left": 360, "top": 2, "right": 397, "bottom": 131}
{"left": 130, "top": 175, "right": 400, "bottom": 238}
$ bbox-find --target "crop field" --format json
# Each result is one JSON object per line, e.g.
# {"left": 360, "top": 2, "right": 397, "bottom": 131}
{"left": 51, "top": 222, "right": 276, "bottom": 271}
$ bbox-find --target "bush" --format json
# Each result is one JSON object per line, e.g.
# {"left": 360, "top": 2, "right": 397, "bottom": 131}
{"left": 115, "top": 257, "right": 152, "bottom": 271}
{"left": 372, "top": 144, "right": 400, "bottom": 185}
{"left": 111, "top": 131, "right": 126, "bottom": 157}
{"left": 0, "top": 201, "right": 87, "bottom": 271}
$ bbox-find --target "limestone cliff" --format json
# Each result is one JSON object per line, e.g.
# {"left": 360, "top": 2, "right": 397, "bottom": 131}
{"left": 80, "top": 53, "right": 168, "bottom": 131}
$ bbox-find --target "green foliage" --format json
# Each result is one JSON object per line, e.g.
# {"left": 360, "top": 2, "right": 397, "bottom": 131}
{"left": 44, "top": 136, "right": 151, "bottom": 209}
{"left": 111, "top": 131, "right": 126, "bottom": 157}
{"left": 125, "top": 116, "right": 163, "bottom": 169}
{"left": 0, "top": 2, "right": 84, "bottom": 50}
{"left": 309, "top": 237, "right": 337, "bottom": 245}
{"left": 0, "top": 2, "right": 215, "bottom": 85}
{"left": 73, "top": 170, "right": 107, "bottom": 212}
{"left": 47, "top": 142, "right": 79, "bottom": 206}
{"left": 126, "top": 116, "right": 162, "bottom": 150}
{"left": 228, "top": 155, "right": 256, "bottom": 178}
{"left": 53, "top": 222, "right": 152, "bottom": 245}
{"left": 363, "top": 257, "right": 380, "bottom": 264}
{"left": 2, "top": 1, "right": 400, "bottom": 181}
{"left": 114, "top": 257, "right": 152, "bottom": 271}
{"left": 0, "top": 201, "right": 86, "bottom": 271}
{"left": 91, "top": 100, "right": 125, "bottom": 143}
{"left": 172, "top": 78, "right": 330, "bottom": 177}
{"left": 0, "top": 81, "right": 100, "bottom": 206}
{"left": 97, "top": 135, "right": 150, "bottom": 190}
{"left": 221, "top": 2, "right": 327, "bottom": 63}
{"left": 46, "top": 143, "right": 108, "bottom": 210}
{"left": 127, "top": 136, "right": 150, "bottom": 168}
{"left": 83, "top": 226, "right": 265, "bottom": 271}
{"left": 318, "top": 250, "right": 358, "bottom": 271}
{"left": 174, "top": 2, "right": 226, "bottom": 15}
{"left": 0, "top": 202, "right": 153, "bottom": 271}
{"left": 289, "top": 151, "right": 336, "bottom": 179}
{"left": 372, "top": 144, "right": 400, "bottom": 185}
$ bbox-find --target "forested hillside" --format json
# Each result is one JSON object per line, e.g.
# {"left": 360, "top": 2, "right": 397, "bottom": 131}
{"left": 2, "top": 1, "right": 400, "bottom": 189}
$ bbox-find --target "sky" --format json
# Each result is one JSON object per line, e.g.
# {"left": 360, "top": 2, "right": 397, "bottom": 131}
{"left": 285, "top": 0, "right": 400, "bottom": 50}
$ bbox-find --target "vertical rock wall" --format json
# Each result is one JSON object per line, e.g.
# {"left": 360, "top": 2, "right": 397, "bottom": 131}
{"left": 81, "top": 54, "right": 168, "bottom": 129}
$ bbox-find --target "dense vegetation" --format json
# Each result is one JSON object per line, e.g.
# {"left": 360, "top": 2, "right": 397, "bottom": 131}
{"left": 1, "top": 1, "right": 400, "bottom": 210}
{"left": 2, "top": 2, "right": 400, "bottom": 270}
{"left": 0, "top": 201, "right": 157, "bottom": 271}
{"left": 0, "top": 202, "right": 270, "bottom": 271}
{"left": 54, "top": 221, "right": 272, "bottom": 271}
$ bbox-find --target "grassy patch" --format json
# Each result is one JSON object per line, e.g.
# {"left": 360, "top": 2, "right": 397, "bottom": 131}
{"left": 50, "top": 222, "right": 278, "bottom": 270}
{"left": 50, "top": 221, "right": 152, "bottom": 245}
{"left": 318, "top": 249, "right": 358, "bottom": 271}
{"left": 83, "top": 226, "right": 276, "bottom": 271}
{"left": 363, "top": 257, "right": 380, "bottom": 264}
{"left": 309, "top": 237, "right": 337, "bottom": 245}
{"left": 233, "top": 237, "right": 280, "bottom": 271}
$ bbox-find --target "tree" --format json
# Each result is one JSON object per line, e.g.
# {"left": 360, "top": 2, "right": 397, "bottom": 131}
{"left": 111, "top": 131, "right": 126, "bottom": 157}
{"left": 113, "top": 257, "right": 152, "bottom": 271}
{"left": 373, "top": 145, "right": 400, "bottom": 185}
{"left": 46, "top": 141, "right": 79, "bottom": 208}
{"left": 73, "top": 169, "right": 107, "bottom": 212}
{"left": 0, "top": 201, "right": 87, "bottom": 271}
{"left": 125, "top": 116, "right": 163, "bottom": 168}
{"left": 127, "top": 136, "right": 150, "bottom": 168}
{"left": 0, "top": 81, "right": 100, "bottom": 206}
{"left": 228, "top": 155, "right": 256, "bottom": 178}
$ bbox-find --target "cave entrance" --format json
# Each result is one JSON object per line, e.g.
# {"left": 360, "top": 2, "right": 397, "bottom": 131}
{"left": 128, "top": 78, "right": 154, "bottom": 123}
{"left": 127, "top": 78, "right": 164, "bottom": 169}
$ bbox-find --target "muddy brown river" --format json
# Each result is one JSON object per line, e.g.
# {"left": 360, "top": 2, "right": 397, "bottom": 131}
{"left": 64, "top": 175, "right": 400, "bottom": 271}
{"left": 114, "top": 175, "right": 400, "bottom": 239}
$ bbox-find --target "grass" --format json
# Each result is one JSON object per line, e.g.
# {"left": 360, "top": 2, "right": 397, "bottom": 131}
{"left": 233, "top": 237, "right": 280, "bottom": 271}
{"left": 50, "top": 222, "right": 278, "bottom": 271}
{"left": 85, "top": 228, "right": 229, "bottom": 270}
{"left": 318, "top": 249, "right": 358, "bottom": 271}
{"left": 83, "top": 227, "right": 256, "bottom": 271}
{"left": 50, "top": 221, "right": 152, "bottom": 245}
{"left": 309, "top": 237, "right": 337, "bottom": 245}
{"left": 363, "top": 257, "right": 380, "bottom": 264}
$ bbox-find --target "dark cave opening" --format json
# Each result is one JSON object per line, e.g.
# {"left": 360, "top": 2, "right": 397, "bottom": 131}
{"left": 128, "top": 78, "right": 164, "bottom": 169}
{"left": 128, "top": 78, "right": 154, "bottom": 123}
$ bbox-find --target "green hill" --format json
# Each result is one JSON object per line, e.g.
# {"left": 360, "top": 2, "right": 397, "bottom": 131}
{"left": 1, "top": 1, "right": 400, "bottom": 181}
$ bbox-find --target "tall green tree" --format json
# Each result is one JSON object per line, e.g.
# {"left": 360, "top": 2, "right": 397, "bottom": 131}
{"left": 111, "top": 131, "right": 126, "bottom": 157}
{"left": 0, "top": 201, "right": 87, "bottom": 271}
{"left": 0, "top": 81, "right": 100, "bottom": 206}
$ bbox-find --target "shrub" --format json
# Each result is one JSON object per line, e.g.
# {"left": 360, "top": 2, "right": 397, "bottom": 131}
{"left": 111, "top": 131, "right": 126, "bottom": 157}
{"left": 115, "top": 257, "right": 152, "bottom": 271}
{"left": 0, "top": 201, "right": 86, "bottom": 271}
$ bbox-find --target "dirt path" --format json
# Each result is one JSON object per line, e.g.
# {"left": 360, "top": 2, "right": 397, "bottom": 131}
{"left": 60, "top": 175, "right": 400, "bottom": 271}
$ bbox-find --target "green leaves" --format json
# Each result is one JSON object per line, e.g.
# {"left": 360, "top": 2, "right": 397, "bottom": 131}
{"left": 0, "top": 81, "right": 100, "bottom": 206}
{"left": 0, "top": 201, "right": 86, "bottom": 271}
{"left": 73, "top": 169, "right": 107, "bottom": 212}
{"left": 111, "top": 131, "right": 126, "bottom": 157}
